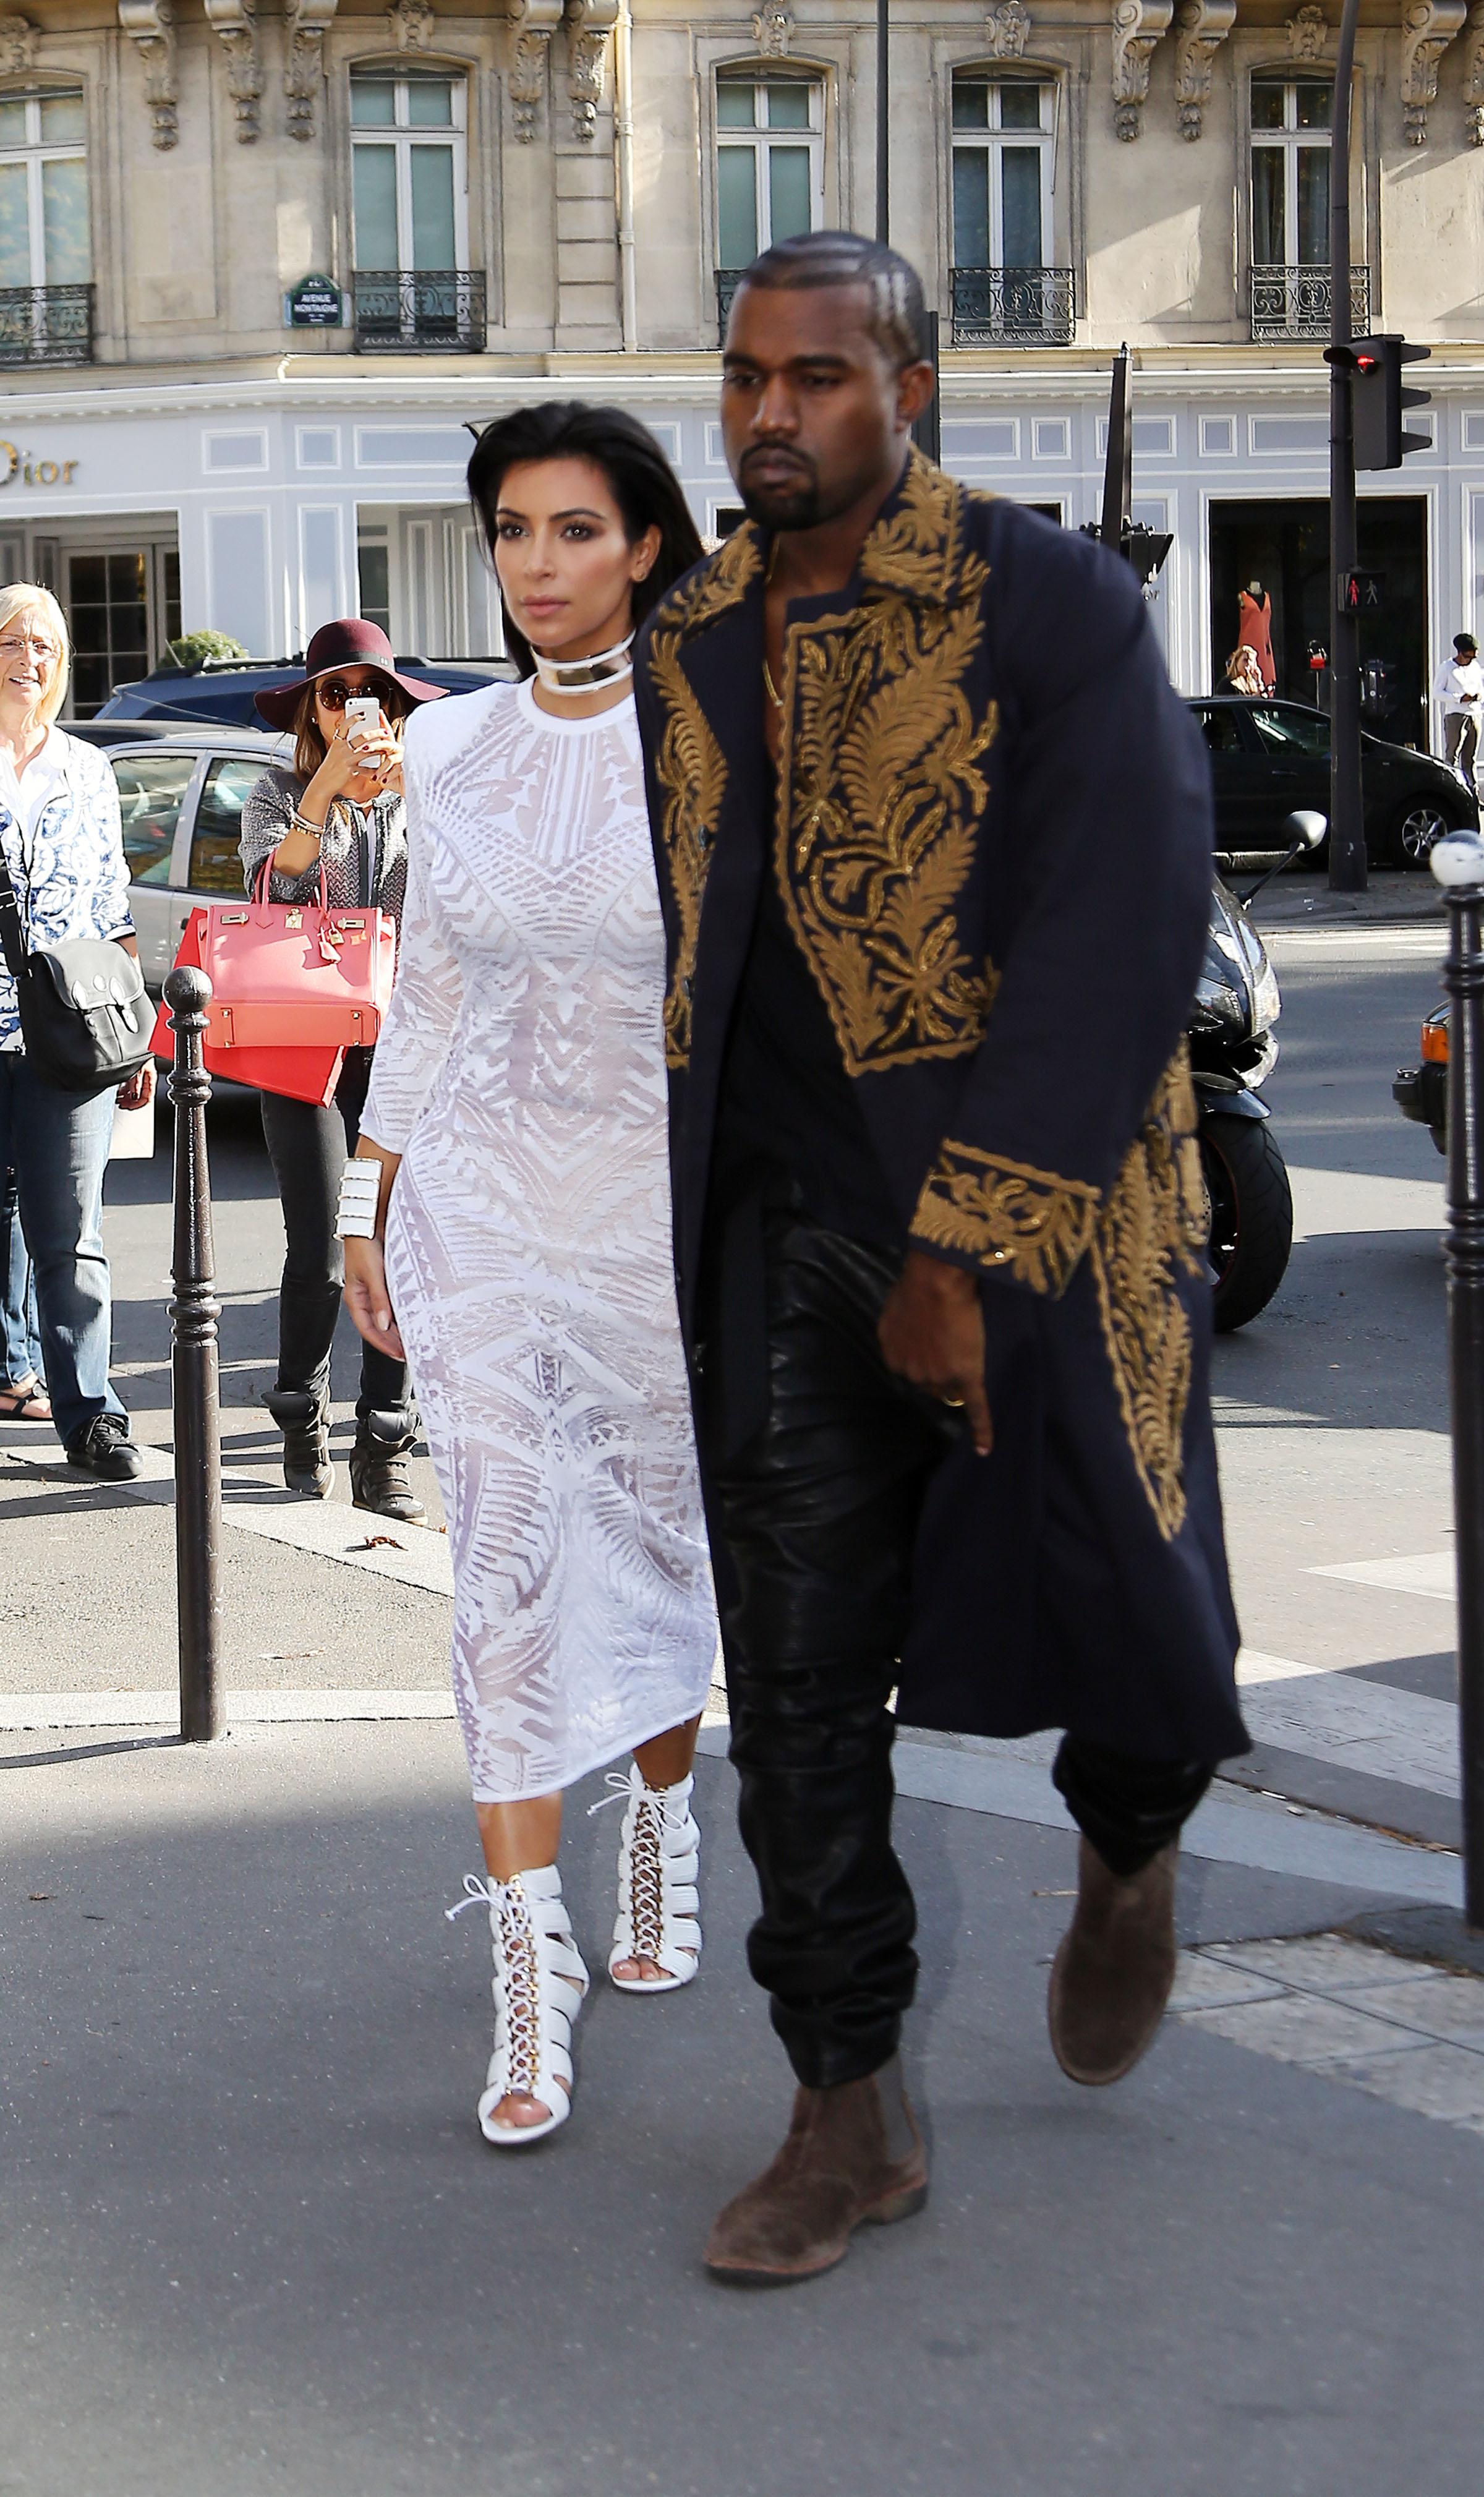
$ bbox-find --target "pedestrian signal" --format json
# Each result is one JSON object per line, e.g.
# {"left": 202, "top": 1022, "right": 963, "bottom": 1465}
{"left": 1324, "top": 335, "right": 1432, "bottom": 470}
{"left": 1337, "top": 568, "right": 1384, "bottom": 615}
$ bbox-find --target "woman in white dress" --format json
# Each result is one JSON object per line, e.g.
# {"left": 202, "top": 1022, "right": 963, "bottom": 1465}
{"left": 341, "top": 404, "right": 716, "bottom": 2147}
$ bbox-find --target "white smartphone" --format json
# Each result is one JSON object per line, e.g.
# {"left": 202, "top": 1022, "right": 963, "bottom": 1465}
{"left": 344, "top": 695, "right": 380, "bottom": 745}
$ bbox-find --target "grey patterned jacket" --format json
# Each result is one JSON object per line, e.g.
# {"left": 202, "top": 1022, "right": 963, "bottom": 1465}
{"left": 239, "top": 765, "right": 408, "bottom": 925}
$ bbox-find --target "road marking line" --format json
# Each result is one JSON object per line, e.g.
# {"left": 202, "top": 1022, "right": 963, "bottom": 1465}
{"left": 1174, "top": 1936, "right": 1484, "bottom": 2136}
{"left": 0, "top": 1688, "right": 733, "bottom": 1732}
{"left": 1287, "top": 1165, "right": 1444, "bottom": 1241}
{"left": 0, "top": 1426, "right": 454, "bottom": 1598}
{"left": 1311, "top": 1551, "right": 1455, "bottom": 1602}
{"left": 694, "top": 1727, "right": 1462, "bottom": 1905}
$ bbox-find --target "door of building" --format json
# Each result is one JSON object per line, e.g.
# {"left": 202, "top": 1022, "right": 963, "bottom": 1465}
{"left": 1208, "top": 498, "right": 1428, "bottom": 748}
{"left": 61, "top": 542, "right": 181, "bottom": 716}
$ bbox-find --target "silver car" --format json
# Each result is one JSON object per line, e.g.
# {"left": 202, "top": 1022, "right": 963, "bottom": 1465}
{"left": 109, "top": 728, "right": 291, "bottom": 993}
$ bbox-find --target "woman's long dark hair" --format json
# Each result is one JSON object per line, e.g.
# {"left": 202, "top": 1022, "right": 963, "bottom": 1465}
{"left": 466, "top": 401, "right": 702, "bottom": 678}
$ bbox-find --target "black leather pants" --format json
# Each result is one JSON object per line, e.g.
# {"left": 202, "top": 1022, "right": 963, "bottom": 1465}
{"left": 697, "top": 1214, "right": 1211, "bottom": 2090}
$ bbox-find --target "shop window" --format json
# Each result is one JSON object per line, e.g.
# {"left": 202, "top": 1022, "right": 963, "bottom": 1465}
{"left": 714, "top": 74, "right": 822, "bottom": 330}
{"left": 949, "top": 76, "right": 1070, "bottom": 346}
{"left": 357, "top": 537, "right": 392, "bottom": 639}
{"left": 0, "top": 87, "right": 92, "bottom": 367}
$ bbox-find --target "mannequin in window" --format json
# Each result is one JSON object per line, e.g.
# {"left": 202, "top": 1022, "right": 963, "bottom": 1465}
{"left": 1237, "top": 581, "right": 1276, "bottom": 692}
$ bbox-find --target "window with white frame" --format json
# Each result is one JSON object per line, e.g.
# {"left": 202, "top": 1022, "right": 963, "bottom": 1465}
{"left": 1250, "top": 75, "right": 1332, "bottom": 268}
{"left": 351, "top": 67, "right": 467, "bottom": 273}
{"left": 715, "top": 75, "right": 822, "bottom": 271}
{"left": 0, "top": 88, "right": 88, "bottom": 293}
{"left": 950, "top": 77, "right": 1051, "bottom": 271}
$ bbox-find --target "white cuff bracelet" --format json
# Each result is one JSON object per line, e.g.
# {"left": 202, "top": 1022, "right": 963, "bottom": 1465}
{"left": 336, "top": 1158, "right": 381, "bottom": 1240}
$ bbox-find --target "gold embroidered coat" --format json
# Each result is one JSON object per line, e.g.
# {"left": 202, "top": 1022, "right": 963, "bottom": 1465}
{"left": 634, "top": 453, "right": 1244, "bottom": 1761}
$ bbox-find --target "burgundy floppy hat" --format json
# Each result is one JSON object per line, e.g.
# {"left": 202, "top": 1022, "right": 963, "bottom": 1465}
{"left": 254, "top": 618, "right": 446, "bottom": 729}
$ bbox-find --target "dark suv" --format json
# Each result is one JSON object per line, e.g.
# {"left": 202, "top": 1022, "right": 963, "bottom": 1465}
{"left": 92, "top": 654, "right": 512, "bottom": 733}
{"left": 1187, "top": 695, "right": 1478, "bottom": 867}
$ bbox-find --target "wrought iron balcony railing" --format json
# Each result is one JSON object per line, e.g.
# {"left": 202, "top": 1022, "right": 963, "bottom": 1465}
{"left": 950, "top": 267, "right": 1075, "bottom": 347}
{"left": 351, "top": 269, "right": 487, "bottom": 353}
{"left": 1250, "top": 264, "right": 1370, "bottom": 342}
{"left": 0, "top": 283, "right": 93, "bottom": 369}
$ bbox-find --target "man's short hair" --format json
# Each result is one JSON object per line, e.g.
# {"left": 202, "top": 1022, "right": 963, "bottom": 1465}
{"left": 1456, "top": 632, "right": 1478, "bottom": 652}
{"left": 734, "top": 231, "right": 928, "bottom": 371}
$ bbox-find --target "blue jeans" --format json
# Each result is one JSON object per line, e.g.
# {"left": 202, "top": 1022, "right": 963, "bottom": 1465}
{"left": 0, "top": 1051, "right": 125, "bottom": 1444}
{"left": 1, "top": 1164, "right": 43, "bottom": 1386}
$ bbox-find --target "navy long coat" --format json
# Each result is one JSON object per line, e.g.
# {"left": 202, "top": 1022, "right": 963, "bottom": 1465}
{"left": 633, "top": 451, "right": 1247, "bottom": 1764}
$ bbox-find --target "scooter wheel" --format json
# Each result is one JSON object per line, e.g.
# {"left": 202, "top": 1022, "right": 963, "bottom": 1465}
{"left": 1200, "top": 1114, "right": 1294, "bottom": 1333}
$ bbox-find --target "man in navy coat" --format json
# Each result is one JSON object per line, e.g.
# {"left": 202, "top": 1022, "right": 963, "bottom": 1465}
{"left": 633, "top": 231, "right": 1246, "bottom": 2287}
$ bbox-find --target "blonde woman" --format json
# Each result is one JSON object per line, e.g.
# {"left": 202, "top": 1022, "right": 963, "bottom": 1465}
{"left": 0, "top": 583, "right": 151, "bottom": 1480}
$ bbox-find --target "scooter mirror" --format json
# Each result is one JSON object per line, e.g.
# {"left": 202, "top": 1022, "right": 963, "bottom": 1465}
{"left": 1283, "top": 809, "right": 1328, "bottom": 852}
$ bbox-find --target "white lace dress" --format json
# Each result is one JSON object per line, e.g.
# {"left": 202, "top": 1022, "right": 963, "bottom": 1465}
{"left": 359, "top": 677, "right": 716, "bottom": 1803}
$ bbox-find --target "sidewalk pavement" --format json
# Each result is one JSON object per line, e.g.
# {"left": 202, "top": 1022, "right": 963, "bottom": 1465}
{"left": 4, "top": 1714, "right": 1484, "bottom": 2497}
{"left": 1248, "top": 866, "right": 1447, "bottom": 928}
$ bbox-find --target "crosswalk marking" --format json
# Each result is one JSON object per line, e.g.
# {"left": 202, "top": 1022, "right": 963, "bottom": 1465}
{"left": 1311, "top": 1551, "right": 1455, "bottom": 1602}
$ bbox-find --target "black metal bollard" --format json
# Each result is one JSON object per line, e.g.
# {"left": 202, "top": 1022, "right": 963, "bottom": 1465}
{"left": 164, "top": 964, "right": 224, "bottom": 1742}
{"left": 1433, "top": 835, "right": 1484, "bottom": 1923}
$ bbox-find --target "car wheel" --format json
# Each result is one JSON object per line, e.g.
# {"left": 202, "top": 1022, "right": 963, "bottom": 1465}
{"left": 1390, "top": 797, "right": 1457, "bottom": 868}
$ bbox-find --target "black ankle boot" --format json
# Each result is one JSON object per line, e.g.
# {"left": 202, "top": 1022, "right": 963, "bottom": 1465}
{"left": 349, "top": 1407, "right": 426, "bottom": 1524}
{"left": 265, "top": 1385, "right": 333, "bottom": 1499}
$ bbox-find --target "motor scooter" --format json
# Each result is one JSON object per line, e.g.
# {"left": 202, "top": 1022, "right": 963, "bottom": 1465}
{"left": 1189, "top": 808, "right": 1326, "bottom": 1330}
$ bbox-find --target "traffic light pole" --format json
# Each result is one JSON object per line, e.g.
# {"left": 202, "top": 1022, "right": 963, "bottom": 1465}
{"left": 1328, "top": 0, "right": 1366, "bottom": 892}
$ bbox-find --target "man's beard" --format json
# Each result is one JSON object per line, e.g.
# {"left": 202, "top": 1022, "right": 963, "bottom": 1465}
{"left": 736, "top": 448, "right": 821, "bottom": 531}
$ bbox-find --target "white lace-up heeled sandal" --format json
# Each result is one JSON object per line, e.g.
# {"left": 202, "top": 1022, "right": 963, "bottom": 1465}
{"left": 599, "top": 1764, "right": 702, "bottom": 1994}
{"left": 446, "top": 1863, "right": 589, "bottom": 2145}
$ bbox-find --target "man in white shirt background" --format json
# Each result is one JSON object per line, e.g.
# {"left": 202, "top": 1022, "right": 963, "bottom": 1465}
{"left": 1433, "top": 631, "right": 1483, "bottom": 785}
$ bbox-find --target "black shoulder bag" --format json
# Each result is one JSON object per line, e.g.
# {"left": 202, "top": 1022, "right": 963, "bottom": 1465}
{"left": 0, "top": 843, "right": 153, "bottom": 1095}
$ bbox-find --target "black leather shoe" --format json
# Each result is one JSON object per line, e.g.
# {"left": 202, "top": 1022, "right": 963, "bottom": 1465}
{"left": 349, "top": 1407, "right": 426, "bottom": 1524}
{"left": 265, "top": 1386, "right": 333, "bottom": 1498}
{"left": 66, "top": 1414, "right": 143, "bottom": 1482}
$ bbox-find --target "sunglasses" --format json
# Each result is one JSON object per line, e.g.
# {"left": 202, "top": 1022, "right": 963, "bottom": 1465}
{"left": 315, "top": 675, "right": 400, "bottom": 712}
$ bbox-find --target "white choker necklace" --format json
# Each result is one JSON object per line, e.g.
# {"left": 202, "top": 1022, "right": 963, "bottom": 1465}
{"left": 531, "top": 633, "right": 634, "bottom": 697}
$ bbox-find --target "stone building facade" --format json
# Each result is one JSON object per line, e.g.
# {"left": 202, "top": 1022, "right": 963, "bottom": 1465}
{"left": 0, "top": 0, "right": 1478, "bottom": 727}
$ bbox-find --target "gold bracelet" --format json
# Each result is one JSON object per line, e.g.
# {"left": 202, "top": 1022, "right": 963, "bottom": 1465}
{"left": 289, "top": 809, "right": 325, "bottom": 842}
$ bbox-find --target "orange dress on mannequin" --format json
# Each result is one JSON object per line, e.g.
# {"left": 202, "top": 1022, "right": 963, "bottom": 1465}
{"left": 1237, "top": 588, "right": 1276, "bottom": 691}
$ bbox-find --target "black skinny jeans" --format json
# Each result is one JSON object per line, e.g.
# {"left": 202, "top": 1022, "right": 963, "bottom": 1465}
{"left": 258, "top": 1047, "right": 409, "bottom": 1421}
{"left": 697, "top": 1215, "right": 1211, "bottom": 2091}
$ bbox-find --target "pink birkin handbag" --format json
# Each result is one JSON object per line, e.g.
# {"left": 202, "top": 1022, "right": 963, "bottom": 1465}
{"left": 197, "top": 862, "right": 396, "bottom": 1051}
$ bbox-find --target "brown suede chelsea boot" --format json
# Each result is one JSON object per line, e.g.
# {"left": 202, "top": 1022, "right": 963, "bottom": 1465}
{"left": 704, "top": 2055, "right": 928, "bottom": 2287}
{"left": 1047, "top": 1837, "right": 1179, "bottom": 2086}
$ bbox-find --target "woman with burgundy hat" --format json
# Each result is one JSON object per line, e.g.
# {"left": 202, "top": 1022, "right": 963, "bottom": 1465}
{"left": 240, "top": 618, "right": 445, "bottom": 1519}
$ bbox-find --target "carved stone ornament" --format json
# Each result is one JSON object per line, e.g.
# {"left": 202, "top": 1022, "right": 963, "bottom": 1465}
{"left": 119, "top": 0, "right": 179, "bottom": 148}
{"left": 986, "top": 0, "right": 1031, "bottom": 58}
{"left": 565, "top": 0, "right": 617, "bottom": 142}
{"left": 1465, "top": 1, "right": 1484, "bottom": 143}
{"left": 1400, "top": 0, "right": 1465, "bottom": 142}
{"left": 285, "top": 0, "right": 337, "bottom": 142}
{"left": 0, "top": 13, "right": 39, "bottom": 72}
{"left": 204, "top": 0, "right": 263, "bottom": 142}
{"left": 508, "top": 0, "right": 562, "bottom": 141}
{"left": 1111, "top": 0, "right": 1174, "bottom": 139}
{"left": 1172, "top": 0, "right": 1234, "bottom": 137}
{"left": 752, "top": 0, "right": 792, "bottom": 57}
{"left": 1286, "top": 4, "right": 1330, "bottom": 60}
{"left": 385, "top": 0, "right": 434, "bottom": 51}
